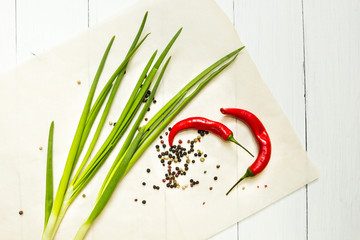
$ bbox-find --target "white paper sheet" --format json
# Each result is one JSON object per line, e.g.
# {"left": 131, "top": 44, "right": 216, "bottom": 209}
{"left": 0, "top": 0, "right": 319, "bottom": 239}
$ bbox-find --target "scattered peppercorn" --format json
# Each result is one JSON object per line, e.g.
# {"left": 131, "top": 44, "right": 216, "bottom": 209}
{"left": 134, "top": 198, "right": 138, "bottom": 202}
{"left": 153, "top": 99, "right": 157, "bottom": 104}
{"left": 142, "top": 200, "right": 146, "bottom": 204}
{"left": 214, "top": 176, "right": 218, "bottom": 181}
{"left": 82, "top": 194, "right": 86, "bottom": 198}
{"left": 145, "top": 118, "right": 148, "bottom": 121}
{"left": 146, "top": 168, "right": 151, "bottom": 173}
{"left": 209, "top": 187, "right": 213, "bottom": 190}
{"left": 216, "top": 165, "right": 220, "bottom": 169}
{"left": 142, "top": 182, "right": 146, "bottom": 186}
{"left": 109, "top": 121, "right": 113, "bottom": 125}
{"left": 19, "top": 210, "right": 23, "bottom": 215}
{"left": 39, "top": 146, "right": 43, "bottom": 151}
{"left": 155, "top": 128, "right": 215, "bottom": 190}
{"left": 147, "top": 107, "right": 150, "bottom": 111}
{"left": 113, "top": 122, "right": 116, "bottom": 126}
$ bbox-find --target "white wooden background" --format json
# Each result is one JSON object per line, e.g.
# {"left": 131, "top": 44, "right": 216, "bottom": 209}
{"left": 1, "top": 0, "right": 359, "bottom": 239}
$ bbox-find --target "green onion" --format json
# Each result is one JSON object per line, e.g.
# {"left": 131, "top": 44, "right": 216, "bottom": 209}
{"left": 74, "top": 48, "right": 243, "bottom": 240}
{"left": 70, "top": 28, "right": 182, "bottom": 201}
{"left": 42, "top": 35, "right": 115, "bottom": 240}
{"left": 44, "top": 121, "right": 54, "bottom": 231}
{"left": 42, "top": 13, "right": 150, "bottom": 240}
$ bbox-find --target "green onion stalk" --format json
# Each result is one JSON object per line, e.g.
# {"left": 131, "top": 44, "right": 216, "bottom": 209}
{"left": 42, "top": 12, "right": 151, "bottom": 240}
{"left": 74, "top": 47, "right": 244, "bottom": 239}
{"left": 44, "top": 121, "right": 54, "bottom": 231}
{"left": 42, "top": 13, "right": 189, "bottom": 240}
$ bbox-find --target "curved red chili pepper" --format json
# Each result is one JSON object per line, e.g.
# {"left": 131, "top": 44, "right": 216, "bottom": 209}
{"left": 168, "top": 117, "right": 253, "bottom": 157}
{"left": 220, "top": 108, "right": 271, "bottom": 195}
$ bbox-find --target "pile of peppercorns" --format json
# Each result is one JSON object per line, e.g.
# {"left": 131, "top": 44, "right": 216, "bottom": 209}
{"left": 136, "top": 129, "right": 223, "bottom": 204}
{"left": 153, "top": 128, "right": 221, "bottom": 190}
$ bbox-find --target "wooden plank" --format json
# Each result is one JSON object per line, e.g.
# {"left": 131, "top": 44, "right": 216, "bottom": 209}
{"left": 234, "top": 0, "right": 307, "bottom": 239}
{"left": 215, "top": 0, "right": 234, "bottom": 24}
{"left": 88, "top": 0, "right": 138, "bottom": 27}
{"left": 304, "top": 0, "right": 360, "bottom": 239}
{"left": 16, "top": 0, "right": 88, "bottom": 62}
{"left": 0, "top": 1, "right": 16, "bottom": 72}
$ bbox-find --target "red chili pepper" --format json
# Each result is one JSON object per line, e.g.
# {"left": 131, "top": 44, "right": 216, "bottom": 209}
{"left": 220, "top": 108, "right": 271, "bottom": 196}
{"left": 168, "top": 117, "right": 253, "bottom": 157}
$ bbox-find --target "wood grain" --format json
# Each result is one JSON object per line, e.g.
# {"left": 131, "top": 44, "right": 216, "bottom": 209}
{"left": 304, "top": 0, "right": 360, "bottom": 239}
{"left": 234, "top": 1, "right": 307, "bottom": 239}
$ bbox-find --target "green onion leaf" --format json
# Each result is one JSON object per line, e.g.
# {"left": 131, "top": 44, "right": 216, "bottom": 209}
{"left": 44, "top": 121, "right": 54, "bottom": 231}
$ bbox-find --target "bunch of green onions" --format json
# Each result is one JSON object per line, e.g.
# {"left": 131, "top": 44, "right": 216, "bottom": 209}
{"left": 42, "top": 12, "right": 244, "bottom": 240}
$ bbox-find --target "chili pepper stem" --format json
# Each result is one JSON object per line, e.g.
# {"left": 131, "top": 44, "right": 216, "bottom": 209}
{"left": 226, "top": 168, "right": 254, "bottom": 195}
{"left": 227, "top": 135, "right": 254, "bottom": 157}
